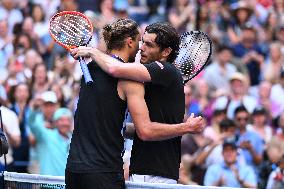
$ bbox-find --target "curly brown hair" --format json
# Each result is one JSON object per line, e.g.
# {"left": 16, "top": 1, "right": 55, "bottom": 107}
{"left": 102, "top": 18, "right": 140, "bottom": 51}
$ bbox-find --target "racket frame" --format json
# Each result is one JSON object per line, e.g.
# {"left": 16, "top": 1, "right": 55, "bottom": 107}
{"left": 178, "top": 30, "right": 212, "bottom": 84}
{"left": 49, "top": 11, "right": 93, "bottom": 50}
{"left": 49, "top": 11, "right": 94, "bottom": 85}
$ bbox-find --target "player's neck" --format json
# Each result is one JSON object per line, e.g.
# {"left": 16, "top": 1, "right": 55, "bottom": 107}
{"left": 110, "top": 50, "right": 128, "bottom": 63}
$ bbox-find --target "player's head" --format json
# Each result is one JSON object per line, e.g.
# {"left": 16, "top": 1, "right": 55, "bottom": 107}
{"left": 140, "top": 22, "right": 180, "bottom": 64}
{"left": 102, "top": 18, "right": 140, "bottom": 62}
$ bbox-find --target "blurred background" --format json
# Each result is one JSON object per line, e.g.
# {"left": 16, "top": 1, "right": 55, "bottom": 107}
{"left": 0, "top": 0, "right": 284, "bottom": 188}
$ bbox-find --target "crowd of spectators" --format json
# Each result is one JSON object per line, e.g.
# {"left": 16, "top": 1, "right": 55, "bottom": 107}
{"left": 0, "top": 0, "right": 284, "bottom": 188}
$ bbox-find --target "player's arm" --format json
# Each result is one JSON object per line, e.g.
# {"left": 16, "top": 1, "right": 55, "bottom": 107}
{"left": 119, "top": 80, "right": 204, "bottom": 141}
{"left": 71, "top": 47, "right": 151, "bottom": 82}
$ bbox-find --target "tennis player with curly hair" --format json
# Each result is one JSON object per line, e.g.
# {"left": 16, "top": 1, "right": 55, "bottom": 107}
{"left": 68, "top": 19, "right": 204, "bottom": 189}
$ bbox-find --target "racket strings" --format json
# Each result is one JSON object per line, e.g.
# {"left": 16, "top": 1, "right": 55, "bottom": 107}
{"left": 175, "top": 32, "right": 211, "bottom": 81}
{"left": 50, "top": 14, "right": 92, "bottom": 48}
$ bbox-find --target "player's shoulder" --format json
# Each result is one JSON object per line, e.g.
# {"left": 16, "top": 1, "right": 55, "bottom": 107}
{"left": 147, "top": 61, "right": 176, "bottom": 70}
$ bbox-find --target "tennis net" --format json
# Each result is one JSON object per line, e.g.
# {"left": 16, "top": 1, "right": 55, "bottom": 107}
{"left": 2, "top": 172, "right": 243, "bottom": 189}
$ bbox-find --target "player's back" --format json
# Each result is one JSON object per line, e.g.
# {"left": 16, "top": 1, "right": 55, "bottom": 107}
{"left": 66, "top": 61, "right": 127, "bottom": 174}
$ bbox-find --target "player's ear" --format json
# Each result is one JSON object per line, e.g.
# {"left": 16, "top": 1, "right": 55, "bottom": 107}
{"left": 161, "top": 47, "right": 172, "bottom": 59}
{"left": 126, "top": 37, "right": 133, "bottom": 48}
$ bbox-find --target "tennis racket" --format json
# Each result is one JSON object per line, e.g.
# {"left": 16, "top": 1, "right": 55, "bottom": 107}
{"left": 49, "top": 11, "right": 93, "bottom": 85}
{"left": 174, "top": 31, "right": 212, "bottom": 84}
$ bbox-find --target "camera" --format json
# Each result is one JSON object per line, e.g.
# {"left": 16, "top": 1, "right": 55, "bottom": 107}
{"left": 0, "top": 131, "right": 8, "bottom": 157}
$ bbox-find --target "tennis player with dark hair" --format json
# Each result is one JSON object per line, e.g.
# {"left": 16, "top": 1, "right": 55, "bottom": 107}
{"left": 72, "top": 21, "right": 203, "bottom": 184}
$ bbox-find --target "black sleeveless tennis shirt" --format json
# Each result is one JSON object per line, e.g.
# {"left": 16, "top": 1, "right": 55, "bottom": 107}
{"left": 129, "top": 62, "right": 185, "bottom": 180}
{"left": 66, "top": 61, "right": 127, "bottom": 173}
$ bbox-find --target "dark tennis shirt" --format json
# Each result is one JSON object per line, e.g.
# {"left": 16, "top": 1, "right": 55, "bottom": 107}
{"left": 66, "top": 61, "right": 127, "bottom": 173}
{"left": 129, "top": 61, "right": 185, "bottom": 180}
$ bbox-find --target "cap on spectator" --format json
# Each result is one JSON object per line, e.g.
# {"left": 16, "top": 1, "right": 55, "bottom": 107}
{"left": 252, "top": 106, "right": 267, "bottom": 116}
{"left": 231, "top": 0, "right": 253, "bottom": 17}
{"left": 223, "top": 140, "right": 238, "bottom": 150}
{"left": 229, "top": 72, "right": 246, "bottom": 82}
{"left": 114, "top": 0, "right": 129, "bottom": 11}
{"left": 41, "top": 91, "right": 57, "bottom": 104}
{"left": 53, "top": 108, "right": 73, "bottom": 121}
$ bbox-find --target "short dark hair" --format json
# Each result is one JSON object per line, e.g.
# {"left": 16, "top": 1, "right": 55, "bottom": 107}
{"left": 216, "top": 44, "right": 232, "bottom": 53}
{"left": 145, "top": 22, "right": 180, "bottom": 63}
{"left": 220, "top": 119, "right": 236, "bottom": 132}
{"left": 234, "top": 105, "right": 248, "bottom": 116}
{"left": 212, "top": 109, "right": 226, "bottom": 117}
{"left": 102, "top": 19, "right": 139, "bottom": 51}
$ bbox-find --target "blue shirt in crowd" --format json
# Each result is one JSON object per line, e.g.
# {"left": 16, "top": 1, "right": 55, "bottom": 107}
{"left": 204, "top": 162, "right": 257, "bottom": 187}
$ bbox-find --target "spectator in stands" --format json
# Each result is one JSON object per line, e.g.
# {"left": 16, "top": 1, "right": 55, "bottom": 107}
{"left": 234, "top": 106, "right": 264, "bottom": 174}
{"left": 31, "top": 4, "right": 49, "bottom": 38}
{"left": 28, "top": 91, "right": 58, "bottom": 174}
{"left": 184, "top": 84, "right": 204, "bottom": 120}
{"left": 204, "top": 140, "right": 257, "bottom": 188}
{"left": 0, "top": 84, "right": 8, "bottom": 107}
{"left": 203, "top": 109, "right": 227, "bottom": 142}
{"left": 247, "top": 106, "right": 273, "bottom": 144}
{"left": 271, "top": 70, "right": 284, "bottom": 115}
{"left": 232, "top": 24, "right": 265, "bottom": 88}
{"left": 258, "top": 138, "right": 284, "bottom": 189}
{"left": 203, "top": 45, "right": 237, "bottom": 93}
{"left": 59, "top": 0, "right": 79, "bottom": 12}
{"left": 29, "top": 107, "right": 73, "bottom": 176}
{"left": 96, "top": 0, "right": 117, "bottom": 30}
{"left": 195, "top": 119, "right": 246, "bottom": 169}
{"left": 0, "top": 19, "right": 13, "bottom": 78}
{"left": 256, "top": 81, "right": 281, "bottom": 119}
{"left": 51, "top": 84, "right": 68, "bottom": 108}
{"left": 32, "top": 0, "right": 60, "bottom": 20}
{"left": 263, "top": 42, "right": 284, "bottom": 84}
{"left": 168, "top": 0, "right": 194, "bottom": 34}
{"left": 29, "top": 63, "right": 50, "bottom": 97}
{"left": 190, "top": 79, "right": 214, "bottom": 122}
{"left": 0, "top": 0, "right": 23, "bottom": 33}
{"left": 23, "top": 49, "right": 43, "bottom": 82}
{"left": 266, "top": 155, "right": 284, "bottom": 189}
{"left": 21, "top": 17, "right": 46, "bottom": 56}
{"left": 4, "top": 56, "right": 26, "bottom": 92}
{"left": 8, "top": 83, "right": 33, "bottom": 173}
{"left": 227, "top": 0, "right": 254, "bottom": 44}
{"left": 276, "top": 111, "right": 284, "bottom": 140}
{"left": 213, "top": 72, "right": 257, "bottom": 119}
{"left": 113, "top": 0, "right": 129, "bottom": 19}
{"left": 275, "top": 24, "right": 284, "bottom": 54}
{"left": 181, "top": 131, "right": 211, "bottom": 185}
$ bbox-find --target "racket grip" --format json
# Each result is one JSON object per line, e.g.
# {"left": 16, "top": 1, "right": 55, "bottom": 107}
{"left": 79, "top": 57, "right": 93, "bottom": 85}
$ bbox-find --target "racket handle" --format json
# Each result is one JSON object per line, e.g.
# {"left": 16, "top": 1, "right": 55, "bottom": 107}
{"left": 79, "top": 57, "right": 93, "bottom": 85}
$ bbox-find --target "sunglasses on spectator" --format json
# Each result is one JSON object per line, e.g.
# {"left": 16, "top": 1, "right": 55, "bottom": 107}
{"left": 236, "top": 117, "right": 249, "bottom": 121}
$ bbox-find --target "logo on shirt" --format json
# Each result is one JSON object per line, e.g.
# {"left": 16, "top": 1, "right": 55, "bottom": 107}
{"left": 155, "top": 61, "right": 164, "bottom": 69}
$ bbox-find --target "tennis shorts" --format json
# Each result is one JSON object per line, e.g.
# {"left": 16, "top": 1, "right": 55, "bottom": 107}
{"left": 129, "top": 174, "right": 177, "bottom": 184}
{"left": 65, "top": 170, "right": 125, "bottom": 189}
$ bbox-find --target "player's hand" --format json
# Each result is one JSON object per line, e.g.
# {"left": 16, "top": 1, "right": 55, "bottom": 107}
{"left": 239, "top": 140, "right": 252, "bottom": 150}
{"left": 185, "top": 113, "right": 205, "bottom": 134}
{"left": 70, "top": 46, "right": 93, "bottom": 59}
